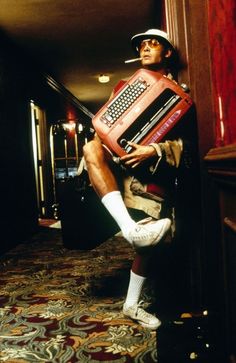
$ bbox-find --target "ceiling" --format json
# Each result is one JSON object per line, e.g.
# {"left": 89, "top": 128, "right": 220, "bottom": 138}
{"left": 0, "top": 0, "right": 163, "bottom": 114}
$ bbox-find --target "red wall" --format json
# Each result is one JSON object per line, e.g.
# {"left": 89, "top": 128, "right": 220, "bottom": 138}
{"left": 207, "top": 0, "right": 236, "bottom": 146}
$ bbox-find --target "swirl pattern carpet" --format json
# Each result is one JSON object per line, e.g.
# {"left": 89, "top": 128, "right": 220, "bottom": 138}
{"left": 0, "top": 228, "right": 157, "bottom": 362}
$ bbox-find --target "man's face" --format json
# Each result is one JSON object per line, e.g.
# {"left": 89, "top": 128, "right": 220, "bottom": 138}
{"left": 139, "top": 38, "right": 170, "bottom": 68}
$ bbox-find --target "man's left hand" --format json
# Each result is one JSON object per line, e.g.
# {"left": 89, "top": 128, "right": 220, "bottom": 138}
{"left": 120, "top": 142, "right": 156, "bottom": 168}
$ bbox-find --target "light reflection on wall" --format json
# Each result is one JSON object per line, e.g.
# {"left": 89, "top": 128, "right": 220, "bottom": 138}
{"left": 208, "top": 0, "right": 236, "bottom": 146}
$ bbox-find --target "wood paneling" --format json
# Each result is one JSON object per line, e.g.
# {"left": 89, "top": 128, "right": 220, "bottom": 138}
{"left": 164, "top": 0, "right": 216, "bottom": 309}
{"left": 205, "top": 144, "right": 236, "bottom": 358}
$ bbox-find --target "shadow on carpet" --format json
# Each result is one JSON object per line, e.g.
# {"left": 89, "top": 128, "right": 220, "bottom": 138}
{"left": 0, "top": 228, "right": 157, "bottom": 362}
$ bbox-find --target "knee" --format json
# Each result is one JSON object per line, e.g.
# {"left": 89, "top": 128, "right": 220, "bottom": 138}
{"left": 83, "top": 139, "right": 103, "bottom": 163}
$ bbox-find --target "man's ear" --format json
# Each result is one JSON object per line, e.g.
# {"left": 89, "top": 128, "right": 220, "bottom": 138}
{"left": 164, "top": 49, "right": 172, "bottom": 58}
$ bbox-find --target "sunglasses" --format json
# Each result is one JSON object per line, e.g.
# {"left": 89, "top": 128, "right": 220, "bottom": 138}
{"left": 139, "top": 39, "right": 161, "bottom": 51}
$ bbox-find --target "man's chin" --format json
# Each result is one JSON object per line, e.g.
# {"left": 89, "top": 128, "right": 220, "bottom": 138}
{"left": 141, "top": 59, "right": 154, "bottom": 67}
{"left": 141, "top": 61, "right": 164, "bottom": 72}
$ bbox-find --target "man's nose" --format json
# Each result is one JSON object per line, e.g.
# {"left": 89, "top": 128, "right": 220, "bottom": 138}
{"left": 142, "top": 42, "right": 151, "bottom": 51}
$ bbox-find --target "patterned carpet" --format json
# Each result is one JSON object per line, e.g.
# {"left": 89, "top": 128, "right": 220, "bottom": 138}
{"left": 0, "top": 227, "right": 157, "bottom": 363}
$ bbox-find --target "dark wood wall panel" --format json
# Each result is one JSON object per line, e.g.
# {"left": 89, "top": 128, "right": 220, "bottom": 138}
{"left": 205, "top": 145, "right": 236, "bottom": 358}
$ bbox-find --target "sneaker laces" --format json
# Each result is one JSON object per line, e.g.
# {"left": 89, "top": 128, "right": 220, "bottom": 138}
{"left": 131, "top": 226, "right": 155, "bottom": 242}
{"left": 134, "top": 300, "right": 154, "bottom": 321}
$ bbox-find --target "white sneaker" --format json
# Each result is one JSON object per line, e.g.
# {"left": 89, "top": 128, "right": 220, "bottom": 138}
{"left": 125, "top": 218, "right": 171, "bottom": 249}
{"left": 123, "top": 301, "right": 161, "bottom": 330}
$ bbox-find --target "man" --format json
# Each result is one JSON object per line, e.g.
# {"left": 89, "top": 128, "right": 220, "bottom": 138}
{"left": 83, "top": 29, "right": 184, "bottom": 329}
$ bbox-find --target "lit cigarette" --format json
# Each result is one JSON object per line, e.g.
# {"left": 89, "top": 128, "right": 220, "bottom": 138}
{"left": 124, "top": 57, "right": 142, "bottom": 64}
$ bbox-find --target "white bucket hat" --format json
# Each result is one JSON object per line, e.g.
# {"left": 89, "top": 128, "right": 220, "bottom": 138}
{"left": 131, "top": 29, "right": 175, "bottom": 53}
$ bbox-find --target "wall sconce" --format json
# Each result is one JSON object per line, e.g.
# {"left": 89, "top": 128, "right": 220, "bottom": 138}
{"left": 98, "top": 74, "right": 110, "bottom": 83}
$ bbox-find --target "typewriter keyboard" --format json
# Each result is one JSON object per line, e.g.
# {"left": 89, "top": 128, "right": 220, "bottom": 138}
{"left": 101, "top": 77, "right": 149, "bottom": 127}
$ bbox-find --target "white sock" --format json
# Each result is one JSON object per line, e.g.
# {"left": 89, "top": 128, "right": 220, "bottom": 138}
{"left": 124, "top": 270, "right": 146, "bottom": 307}
{"left": 101, "top": 191, "right": 136, "bottom": 239}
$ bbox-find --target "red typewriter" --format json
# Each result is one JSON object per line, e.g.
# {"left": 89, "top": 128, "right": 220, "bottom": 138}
{"left": 92, "top": 68, "right": 193, "bottom": 156}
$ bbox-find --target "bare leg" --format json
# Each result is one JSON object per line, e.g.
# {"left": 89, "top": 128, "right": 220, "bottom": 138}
{"left": 83, "top": 136, "right": 118, "bottom": 198}
{"left": 83, "top": 136, "right": 139, "bottom": 237}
